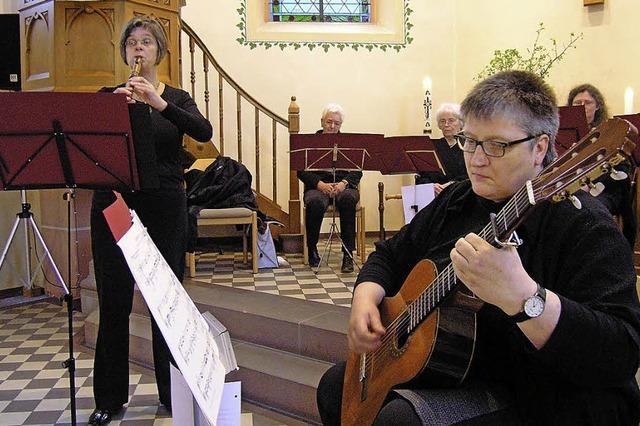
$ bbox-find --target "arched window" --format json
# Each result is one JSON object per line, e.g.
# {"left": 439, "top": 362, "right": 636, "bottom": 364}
{"left": 269, "top": 1, "right": 372, "bottom": 23}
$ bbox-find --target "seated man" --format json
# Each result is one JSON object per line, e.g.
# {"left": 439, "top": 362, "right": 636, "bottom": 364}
{"left": 297, "top": 103, "right": 361, "bottom": 273}
{"left": 317, "top": 71, "right": 640, "bottom": 424}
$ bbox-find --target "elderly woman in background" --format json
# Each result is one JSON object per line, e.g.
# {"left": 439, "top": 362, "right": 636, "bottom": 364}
{"left": 88, "top": 15, "right": 212, "bottom": 426}
{"left": 416, "top": 102, "right": 468, "bottom": 195}
{"left": 567, "top": 83, "right": 609, "bottom": 128}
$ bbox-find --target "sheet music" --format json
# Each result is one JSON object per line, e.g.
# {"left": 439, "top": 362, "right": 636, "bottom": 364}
{"left": 116, "top": 211, "right": 226, "bottom": 426}
{"left": 401, "top": 184, "right": 435, "bottom": 224}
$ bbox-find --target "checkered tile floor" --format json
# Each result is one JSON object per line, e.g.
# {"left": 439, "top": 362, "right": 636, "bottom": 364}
{"left": 190, "top": 238, "right": 374, "bottom": 307}
{"left": 0, "top": 240, "right": 373, "bottom": 425}
{"left": 0, "top": 302, "right": 173, "bottom": 426}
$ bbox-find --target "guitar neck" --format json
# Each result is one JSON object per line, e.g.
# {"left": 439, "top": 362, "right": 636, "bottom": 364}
{"left": 406, "top": 183, "right": 535, "bottom": 330}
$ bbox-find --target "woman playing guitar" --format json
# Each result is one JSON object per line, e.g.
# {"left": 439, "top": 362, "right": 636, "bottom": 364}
{"left": 317, "top": 71, "right": 640, "bottom": 425}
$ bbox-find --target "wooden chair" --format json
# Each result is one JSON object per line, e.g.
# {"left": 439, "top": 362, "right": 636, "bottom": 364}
{"left": 302, "top": 202, "right": 366, "bottom": 265}
{"left": 186, "top": 207, "right": 259, "bottom": 276}
{"left": 185, "top": 158, "right": 259, "bottom": 276}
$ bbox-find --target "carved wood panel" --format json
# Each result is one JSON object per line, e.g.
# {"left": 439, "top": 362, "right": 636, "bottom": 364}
{"left": 21, "top": 2, "right": 54, "bottom": 91}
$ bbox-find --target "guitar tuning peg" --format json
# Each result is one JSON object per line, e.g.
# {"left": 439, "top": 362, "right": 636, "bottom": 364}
{"left": 589, "top": 182, "right": 605, "bottom": 197}
{"left": 569, "top": 195, "right": 582, "bottom": 209}
{"left": 610, "top": 169, "right": 628, "bottom": 181}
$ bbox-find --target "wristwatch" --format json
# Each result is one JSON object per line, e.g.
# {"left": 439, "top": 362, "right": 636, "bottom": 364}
{"left": 509, "top": 282, "right": 546, "bottom": 323}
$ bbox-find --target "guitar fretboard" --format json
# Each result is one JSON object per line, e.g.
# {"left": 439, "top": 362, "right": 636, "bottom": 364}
{"left": 405, "top": 184, "right": 535, "bottom": 333}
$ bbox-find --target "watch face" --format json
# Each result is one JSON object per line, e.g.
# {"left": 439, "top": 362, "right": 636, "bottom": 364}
{"left": 524, "top": 296, "right": 545, "bottom": 318}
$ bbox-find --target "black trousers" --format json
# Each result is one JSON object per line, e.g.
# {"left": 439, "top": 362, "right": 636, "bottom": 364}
{"left": 90, "top": 189, "right": 187, "bottom": 409}
{"left": 304, "top": 188, "right": 359, "bottom": 253}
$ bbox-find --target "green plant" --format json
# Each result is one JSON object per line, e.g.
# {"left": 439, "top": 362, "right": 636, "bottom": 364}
{"left": 475, "top": 23, "right": 583, "bottom": 81}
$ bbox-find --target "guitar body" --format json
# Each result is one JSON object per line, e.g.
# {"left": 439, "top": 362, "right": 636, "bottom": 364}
{"left": 341, "top": 259, "right": 479, "bottom": 426}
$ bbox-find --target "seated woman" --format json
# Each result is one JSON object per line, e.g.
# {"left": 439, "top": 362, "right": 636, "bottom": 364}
{"left": 416, "top": 103, "right": 468, "bottom": 195}
{"left": 567, "top": 83, "right": 608, "bottom": 128}
{"left": 567, "top": 84, "right": 635, "bottom": 245}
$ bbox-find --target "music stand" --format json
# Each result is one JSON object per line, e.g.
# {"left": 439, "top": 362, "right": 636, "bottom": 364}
{"left": 291, "top": 133, "right": 381, "bottom": 272}
{"left": 0, "top": 91, "right": 155, "bottom": 426}
{"left": 557, "top": 105, "right": 590, "bottom": 155}
{"left": 370, "top": 136, "right": 444, "bottom": 239}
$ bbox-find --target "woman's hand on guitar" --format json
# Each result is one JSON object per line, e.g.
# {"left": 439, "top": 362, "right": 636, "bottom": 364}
{"left": 348, "top": 283, "right": 386, "bottom": 354}
{"left": 450, "top": 233, "right": 537, "bottom": 316}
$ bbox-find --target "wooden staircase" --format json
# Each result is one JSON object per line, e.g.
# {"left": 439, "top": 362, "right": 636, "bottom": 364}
{"left": 180, "top": 21, "right": 302, "bottom": 244}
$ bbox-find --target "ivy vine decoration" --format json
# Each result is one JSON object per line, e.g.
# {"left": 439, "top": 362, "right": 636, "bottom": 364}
{"left": 475, "top": 23, "right": 583, "bottom": 81}
{"left": 236, "top": 0, "right": 414, "bottom": 53}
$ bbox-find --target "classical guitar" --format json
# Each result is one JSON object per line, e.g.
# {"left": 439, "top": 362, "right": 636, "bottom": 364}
{"left": 341, "top": 119, "right": 635, "bottom": 425}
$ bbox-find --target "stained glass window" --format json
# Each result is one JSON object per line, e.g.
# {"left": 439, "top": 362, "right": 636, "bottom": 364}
{"left": 269, "top": 1, "right": 372, "bottom": 23}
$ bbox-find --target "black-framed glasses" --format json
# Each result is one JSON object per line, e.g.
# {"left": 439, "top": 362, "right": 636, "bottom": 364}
{"left": 456, "top": 133, "right": 541, "bottom": 158}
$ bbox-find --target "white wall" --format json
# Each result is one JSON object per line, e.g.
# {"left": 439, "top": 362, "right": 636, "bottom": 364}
{"left": 455, "top": 0, "right": 640, "bottom": 114}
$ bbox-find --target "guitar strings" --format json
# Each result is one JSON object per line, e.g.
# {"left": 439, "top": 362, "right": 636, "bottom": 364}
{"left": 362, "top": 134, "right": 620, "bottom": 370}
{"left": 363, "top": 185, "right": 534, "bottom": 368}
{"left": 365, "top": 189, "right": 529, "bottom": 363}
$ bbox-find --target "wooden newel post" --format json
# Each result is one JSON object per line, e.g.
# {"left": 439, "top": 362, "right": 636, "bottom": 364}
{"left": 288, "top": 95, "right": 301, "bottom": 235}
{"left": 288, "top": 95, "right": 300, "bottom": 134}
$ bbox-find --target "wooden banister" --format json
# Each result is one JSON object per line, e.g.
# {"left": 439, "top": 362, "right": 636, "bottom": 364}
{"left": 181, "top": 20, "right": 303, "bottom": 239}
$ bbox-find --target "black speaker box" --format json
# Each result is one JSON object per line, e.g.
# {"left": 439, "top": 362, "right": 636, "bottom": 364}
{"left": 0, "top": 14, "right": 20, "bottom": 91}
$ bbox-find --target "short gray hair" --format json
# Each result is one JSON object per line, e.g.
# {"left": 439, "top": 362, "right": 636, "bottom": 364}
{"left": 321, "top": 103, "right": 345, "bottom": 122}
{"left": 435, "top": 103, "right": 462, "bottom": 124}
{"left": 119, "top": 16, "right": 168, "bottom": 66}
{"left": 460, "top": 70, "right": 559, "bottom": 167}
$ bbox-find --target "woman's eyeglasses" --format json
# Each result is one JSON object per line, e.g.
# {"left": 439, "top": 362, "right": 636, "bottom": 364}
{"left": 456, "top": 133, "right": 541, "bottom": 157}
{"left": 125, "top": 38, "right": 155, "bottom": 47}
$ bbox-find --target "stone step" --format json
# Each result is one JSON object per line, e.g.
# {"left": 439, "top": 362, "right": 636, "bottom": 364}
{"left": 83, "top": 310, "right": 332, "bottom": 423}
{"left": 81, "top": 278, "right": 350, "bottom": 423}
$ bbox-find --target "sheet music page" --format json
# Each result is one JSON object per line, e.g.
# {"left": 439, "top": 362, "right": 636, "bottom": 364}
{"left": 116, "top": 210, "right": 225, "bottom": 426}
{"left": 401, "top": 184, "right": 435, "bottom": 224}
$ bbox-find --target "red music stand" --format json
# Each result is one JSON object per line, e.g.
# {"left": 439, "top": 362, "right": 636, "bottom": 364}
{"left": 0, "top": 92, "right": 156, "bottom": 426}
{"left": 370, "top": 135, "right": 443, "bottom": 240}
{"left": 290, "top": 132, "right": 382, "bottom": 172}
{"left": 557, "top": 105, "right": 590, "bottom": 155}
{"left": 290, "top": 132, "right": 383, "bottom": 271}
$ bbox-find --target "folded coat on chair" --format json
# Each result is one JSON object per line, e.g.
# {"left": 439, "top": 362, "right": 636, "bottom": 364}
{"left": 185, "top": 156, "right": 265, "bottom": 251}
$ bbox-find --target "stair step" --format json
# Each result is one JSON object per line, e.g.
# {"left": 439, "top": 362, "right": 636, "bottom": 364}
{"left": 81, "top": 278, "right": 349, "bottom": 423}
{"left": 83, "top": 311, "right": 330, "bottom": 423}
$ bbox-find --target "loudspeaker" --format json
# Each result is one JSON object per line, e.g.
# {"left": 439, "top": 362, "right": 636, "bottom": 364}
{"left": 0, "top": 14, "right": 20, "bottom": 91}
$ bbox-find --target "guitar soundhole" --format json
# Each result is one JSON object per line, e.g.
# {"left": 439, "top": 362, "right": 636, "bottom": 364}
{"left": 391, "top": 326, "right": 409, "bottom": 357}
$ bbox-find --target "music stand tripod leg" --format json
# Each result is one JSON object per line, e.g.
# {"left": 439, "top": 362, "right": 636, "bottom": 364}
{"left": 316, "top": 198, "right": 361, "bottom": 275}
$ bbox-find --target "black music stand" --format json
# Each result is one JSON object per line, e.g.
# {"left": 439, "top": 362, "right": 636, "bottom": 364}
{"left": 557, "top": 105, "right": 590, "bottom": 155}
{"left": 291, "top": 133, "right": 382, "bottom": 272}
{"left": 0, "top": 91, "right": 156, "bottom": 426}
